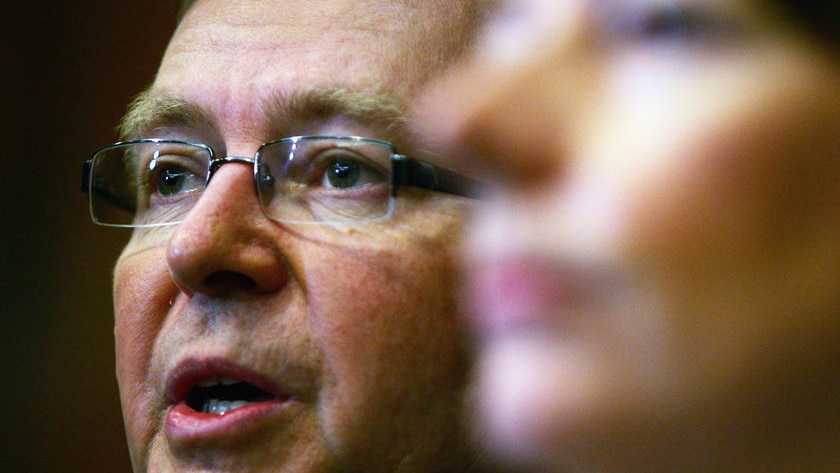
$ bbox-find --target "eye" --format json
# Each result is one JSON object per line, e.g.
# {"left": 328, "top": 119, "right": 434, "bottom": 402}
{"left": 606, "top": 1, "right": 728, "bottom": 47}
{"left": 144, "top": 150, "right": 206, "bottom": 198}
{"left": 312, "top": 149, "right": 388, "bottom": 190}
{"left": 635, "top": 2, "right": 688, "bottom": 41}
{"left": 156, "top": 166, "right": 204, "bottom": 196}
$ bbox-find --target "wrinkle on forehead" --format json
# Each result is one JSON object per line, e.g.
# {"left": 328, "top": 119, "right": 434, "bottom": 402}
{"left": 169, "top": 0, "right": 488, "bottom": 86}
{"left": 125, "top": 0, "right": 487, "bottom": 142}
{"left": 175, "top": 0, "right": 412, "bottom": 48}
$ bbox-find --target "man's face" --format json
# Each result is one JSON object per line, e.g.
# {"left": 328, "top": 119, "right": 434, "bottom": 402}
{"left": 113, "top": 1, "right": 476, "bottom": 471}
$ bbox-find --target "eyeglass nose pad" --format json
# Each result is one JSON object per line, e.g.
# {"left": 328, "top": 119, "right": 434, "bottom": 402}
{"left": 206, "top": 156, "right": 257, "bottom": 184}
{"left": 256, "top": 162, "right": 276, "bottom": 205}
{"left": 257, "top": 162, "right": 275, "bottom": 189}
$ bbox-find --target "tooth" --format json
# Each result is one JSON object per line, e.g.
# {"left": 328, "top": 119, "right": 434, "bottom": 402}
{"left": 197, "top": 376, "right": 240, "bottom": 388}
{"left": 219, "top": 400, "right": 253, "bottom": 415}
{"left": 201, "top": 397, "right": 255, "bottom": 415}
{"left": 197, "top": 378, "right": 221, "bottom": 388}
{"left": 216, "top": 401, "right": 232, "bottom": 415}
{"left": 202, "top": 398, "right": 218, "bottom": 414}
{"left": 229, "top": 400, "right": 250, "bottom": 410}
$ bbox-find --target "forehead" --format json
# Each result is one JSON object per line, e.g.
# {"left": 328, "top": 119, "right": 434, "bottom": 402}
{"left": 147, "top": 0, "right": 467, "bottom": 143}
{"left": 155, "top": 0, "right": 453, "bottom": 106}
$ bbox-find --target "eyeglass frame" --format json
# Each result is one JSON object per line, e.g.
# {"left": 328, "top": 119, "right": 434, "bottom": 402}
{"left": 81, "top": 135, "right": 480, "bottom": 227}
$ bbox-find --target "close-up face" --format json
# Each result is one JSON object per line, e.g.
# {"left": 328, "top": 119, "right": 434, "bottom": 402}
{"left": 112, "top": 1, "right": 480, "bottom": 472}
{"left": 419, "top": 0, "right": 840, "bottom": 471}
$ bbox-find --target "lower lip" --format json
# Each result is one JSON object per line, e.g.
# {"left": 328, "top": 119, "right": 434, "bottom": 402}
{"left": 165, "top": 400, "right": 291, "bottom": 445}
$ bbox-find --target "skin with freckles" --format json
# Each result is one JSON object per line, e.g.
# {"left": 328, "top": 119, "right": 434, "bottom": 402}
{"left": 111, "top": 1, "right": 489, "bottom": 472}
{"left": 417, "top": 1, "right": 840, "bottom": 472}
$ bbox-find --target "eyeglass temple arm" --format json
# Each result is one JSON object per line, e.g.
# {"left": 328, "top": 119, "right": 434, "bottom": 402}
{"left": 391, "top": 155, "right": 481, "bottom": 199}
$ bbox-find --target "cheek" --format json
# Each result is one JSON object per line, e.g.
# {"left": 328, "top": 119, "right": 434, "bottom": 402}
{"left": 623, "top": 88, "right": 840, "bottom": 282}
{"left": 313, "top": 243, "right": 464, "bottom": 389}
{"left": 612, "top": 75, "right": 840, "bottom": 381}
{"left": 304, "top": 232, "right": 468, "bottom": 459}
{"left": 114, "top": 252, "right": 173, "bottom": 390}
{"left": 113, "top": 249, "right": 177, "bottom": 462}
{"left": 613, "top": 51, "right": 840, "bottom": 266}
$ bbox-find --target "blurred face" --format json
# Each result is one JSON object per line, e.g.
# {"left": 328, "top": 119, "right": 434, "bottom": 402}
{"left": 419, "top": 0, "right": 840, "bottom": 472}
{"left": 113, "top": 1, "right": 478, "bottom": 472}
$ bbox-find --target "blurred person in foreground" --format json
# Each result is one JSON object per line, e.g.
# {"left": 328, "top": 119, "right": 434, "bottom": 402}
{"left": 417, "top": 0, "right": 840, "bottom": 472}
{"left": 81, "top": 0, "right": 491, "bottom": 471}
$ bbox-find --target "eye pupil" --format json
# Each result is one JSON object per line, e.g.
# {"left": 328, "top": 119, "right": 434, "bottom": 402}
{"left": 327, "top": 158, "right": 362, "bottom": 188}
{"left": 158, "top": 168, "right": 187, "bottom": 196}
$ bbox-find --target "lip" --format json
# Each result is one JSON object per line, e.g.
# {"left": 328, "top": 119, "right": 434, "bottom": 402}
{"left": 464, "top": 255, "right": 589, "bottom": 336}
{"left": 164, "top": 357, "right": 296, "bottom": 445}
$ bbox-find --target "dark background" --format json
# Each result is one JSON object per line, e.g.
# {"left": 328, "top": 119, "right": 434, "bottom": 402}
{"left": 2, "top": 1, "right": 176, "bottom": 471}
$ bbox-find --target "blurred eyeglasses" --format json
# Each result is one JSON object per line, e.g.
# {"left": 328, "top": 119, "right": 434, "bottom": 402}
{"left": 82, "top": 136, "right": 479, "bottom": 227}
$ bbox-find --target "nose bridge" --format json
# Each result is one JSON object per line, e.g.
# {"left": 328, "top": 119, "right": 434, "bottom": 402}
{"left": 187, "top": 154, "right": 262, "bottom": 228}
{"left": 166, "top": 153, "right": 288, "bottom": 297}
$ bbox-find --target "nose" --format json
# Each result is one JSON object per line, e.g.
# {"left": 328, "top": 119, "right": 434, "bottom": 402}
{"left": 458, "top": 58, "right": 567, "bottom": 184}
{"left": 166, "top": 160, "right": 290, "bottom": 297}
{"left": 419, "top": 19, "right": 589, "bottom": 190}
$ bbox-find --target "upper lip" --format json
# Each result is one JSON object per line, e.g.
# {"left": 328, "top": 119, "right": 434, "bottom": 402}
{"left": 464, "top": 253, "right": 599, "bottom": 334}
{"left": 166, "top": 357, "right": 292, "bottom": 409}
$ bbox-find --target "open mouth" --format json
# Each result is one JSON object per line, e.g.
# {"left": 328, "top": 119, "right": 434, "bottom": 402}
{"left": 164, "top": 359, "right": 300, "bottom": 443}
{"left": 186, "top": 377, "right": 276, "bottom": 415}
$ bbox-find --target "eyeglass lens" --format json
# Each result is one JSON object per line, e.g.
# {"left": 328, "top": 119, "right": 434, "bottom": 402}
{"left": 87, "top": 138, "right": 397, "bottom": 226}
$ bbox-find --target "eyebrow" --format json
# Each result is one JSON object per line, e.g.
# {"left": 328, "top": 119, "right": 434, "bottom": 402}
{"left": 266, "top": 87, "right": 407, "bottom": 138}
{"left": 118, "top": 86, "right": 408, "bottom": 142}
{"left": 118, "top": 89, "right": 213, "bottom": 141}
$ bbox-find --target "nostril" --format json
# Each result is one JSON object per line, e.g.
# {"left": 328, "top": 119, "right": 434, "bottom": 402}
{"left": 203, "top": 271, "right": 258, "bottom": 294}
